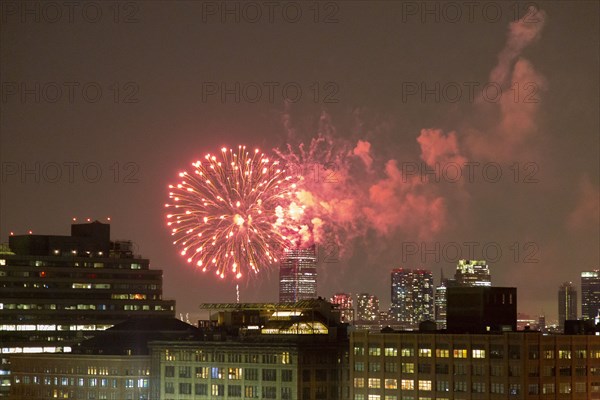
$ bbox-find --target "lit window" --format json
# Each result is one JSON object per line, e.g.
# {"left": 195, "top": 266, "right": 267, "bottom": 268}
{"left": 472, "top": 349, "right": 486, "bottom": 359}
{"left": 368, "top": 378, "right": 381, "bottom": 388}
{"left": 453, "top": 349, "right": 467, "bottom": 358}
{"left": 401, "top": 379, "right": 414, "bottom": 390}
{"left": 354, "top": 378, "right": 364, "bottom": 388}
{"left": 385, "top": 379, "right": 397, "bottom": 389}
{"left": 369, "top": 346, "right": 381, "bottom": 356}
{"left": 401, "top": 362, "right": 414, "bottom": 373}
{"left": 559, "top": 350, "right": 572, "bottom": 359}
{"left": 418, "top": 348, "right": 432, "bottom": 357}
{"left": 385, "top": 347, "right": 397, "bottom": 356}
{"left": 419, "top": 380, "right": 432, "bottom": 391}
{"left": 401, "top": 347, "right": 414, "bottom": 357}
{"left": 436, "top": 349, "right": 449, "bottom": 358}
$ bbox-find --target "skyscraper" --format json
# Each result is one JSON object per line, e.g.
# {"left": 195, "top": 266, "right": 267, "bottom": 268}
{"left": 454, "top": 259, "right": 491, "bottom": 287}
{"left": 581, "top": 270, "right": 600, "bottom": 320}
{"left": 330, "top": 293, "right": 354, "bottom": 323}
{"left": 390, "top": 268, "right": 434, "bottom": 328}
{"left": 558, "top": 282, "right": 578, "bottom": 331}
{"left": 278, "top": 245, "right": 317, "bottom": 302}
{"left": 356, "top": 293, "right": 379, "bottom": 322}
{"left": 434, "top": 281, "right": 447, "bottom": 330}
{"left": 0, "top": 221, "right": 175, "bottom": 396}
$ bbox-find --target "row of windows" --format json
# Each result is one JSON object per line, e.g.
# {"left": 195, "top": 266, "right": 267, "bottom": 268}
{"left": 165, "top": 383, "right": 292, "bottom": 399}
{"left": 13, "top": 376, "right": 149, "bottom": 388}
{"left": 355, "top": 344, "right": 600, "bottom": 360}
{"left": 353, "top": 378, "right": 595, "bottom": 394}
{"left": 163, "top": 350, "right": 291, "bottom": 364}
{"left": 11, "top": 389, "right": 142, "bottom": 400}
{"left": 165, "top": 366, "right": 294, "bottom": 382}
{"left": 354, "top": 361, "right": 599, "bottom": 376}
{"left": 0, "top": 303, "right": 170, "bottom": 312}
{"left": 0, "top": 259, "right": 146, "bottom": 270}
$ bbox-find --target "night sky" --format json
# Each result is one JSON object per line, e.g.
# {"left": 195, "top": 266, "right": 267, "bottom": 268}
{"left": 1, "top": 1, "right": 598, "bottom": 324}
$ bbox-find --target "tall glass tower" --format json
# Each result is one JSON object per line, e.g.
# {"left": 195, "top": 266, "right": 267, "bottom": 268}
{"left": 558, "top": 281, "right": 577, "bottom": 331}
{"left": 390, "top": 268, "right": 434, "bottom": 328}
{"left": 581, "top": 270, "right": 600, "bottom": 320}
{"left": 278, "top": 245, "right": 317, "bottom": 302}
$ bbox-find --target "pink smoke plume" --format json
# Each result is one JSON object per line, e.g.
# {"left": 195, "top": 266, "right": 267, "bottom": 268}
{"left": 567, "top": 176, "right": 600, "bottom": 233}
{"left": 465, "top": 9, "right": 547, "bottom": 162}
{"left": 490, "top": 8, "right": 547, "bottom": 86}
{"left": 276, "top": 113, "right": 449, "bottom": 252}
{"left": 416, "top": 129, "right": 467, "bottom": 167}
{"left": 276, "top": 7, "right": 549, "bottom": 253}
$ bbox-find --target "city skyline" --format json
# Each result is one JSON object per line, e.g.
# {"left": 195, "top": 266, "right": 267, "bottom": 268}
{"left": 2, "top": 220, "right": 596, "bottom": 327}
{"left": 1, "top": 2, "right": 598, "bottom": 326}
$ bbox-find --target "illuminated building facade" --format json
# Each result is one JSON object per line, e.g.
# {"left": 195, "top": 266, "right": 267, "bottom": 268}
{"left": 0, "top": 221, "right": 175, "bottom": 396}
{"left": 351, "top": 330, "right": 600, "bottom": 400}
{"left": 434, "top": 283, "right": 447, "bottom": 330}
{"left": 559, "top": 282, "right": 578, "bottom": 332}
{"left": 582, "top": 270, "right": 600, "bottom": 320}
{"left": 151, "top": 300, "right": 350, "bottom": 400}
{"left": 356, "top": 293, "right": 379, "bottom": 322}
{"left": 454, "top": 259, "right": 491, "bottom": 287}
{"left": 331, "top": 293, "right": 354, "bottom": 324}
{"left": 9, "top": 354, "right": 151, "bottom": 400}
{"left": 9, "top": 317, "right": 203, "bottom": 400}
{"left": 390, "top": 268, "right": 434, "bottom": 328}
{"left": 279, "top": 246, "right": 317, "bottom": 303}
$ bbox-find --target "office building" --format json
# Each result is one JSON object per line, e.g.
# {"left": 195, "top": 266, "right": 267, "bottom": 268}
{"left": 434, "top": 282, "right": 447, "bottom": 330}
{"left": 558, "top": 282, "right": 578, "bottom": 332}
{"left": 0, "top": 221, "right": 175, "bottom": 396}
{"left": 351, "top": 329, "right": 600, "bottom": 400}
{"left": 356, "top": 293, "right": 379, "bottom": 322}
{"left": 330, "top": 293, "right": 354, "bottom": 323}
{"left": 454, "top": 259, "right": 491, "bottom": 287}
{"left": 152, "top": 299, "right": 350, "bottom": 400}
{"left": 582, "top": 270, "right": 600, "bottom": 320}
{"left": 446, "top": 286, "right": 517, "bottom": 334}
{"left": 390, "top": 268, "right": 434, "bottom": 329}
{"left": 9, "top": 317, "right": 203, "bottom": 400}
{"left": 279, "top": 246, "right": 317, "bottom": 303}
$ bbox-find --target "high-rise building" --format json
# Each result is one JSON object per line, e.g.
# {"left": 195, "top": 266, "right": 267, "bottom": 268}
{"left": 558, "top": 281, "right": 578, "bottom": 331}
{"left": 454, "top": 259, "right": 491, "bottom": 287}
{"left": 390, "top": 268, "right": 434, "bottom": 328}
{"left": 356, "top": 293, "right": 379, "bottom": 322}
{"left": 0, "top": 221, "right": 175, "bottom": 396}
{"left": 330, "top": 293, "right": 354, "bottom": 323}
{"left": 538, "top": 314, "right": 547, "bottom": 333}
{"left": 278, "top": 245, "right": 317, "bottom": 303}
{"left": 434, "top": 282, "right": 447, "bottom": 330}
{"left": 446, "top": 286, "right": 517, "bottom": 333}
{"left": 581, "top": 270, "right": 600, "bottom": 320}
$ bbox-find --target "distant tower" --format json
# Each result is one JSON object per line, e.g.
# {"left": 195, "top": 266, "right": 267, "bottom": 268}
{"left": 356, "top": 293, "right": 379, "bottom": 321}
{"left": 330, "top": 293, "right": 354, "bottom": 323}
{"left": 558, "top": 282, "right": 578, "bottom": 331}
{"left": 454, "top": 259, "right": 491, "bottom": 287}
{"left": 278, "top": 245, "right": 317, "bottom": 302}
{"left": 581, "top": 270, "right": 600, "bottom": 320}
{"left": 434, "top": 269, "right": 448, "bottom": 329}
{"left": 391, "top": 268, "right": 434, "bottom": 328}
{"left": 538, "top": 315, "right": 546, "bottom": 333}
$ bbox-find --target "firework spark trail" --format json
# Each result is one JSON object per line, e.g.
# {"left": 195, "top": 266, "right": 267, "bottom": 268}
{"left": 166, "top": 145, "right": 305, "bottom": 280}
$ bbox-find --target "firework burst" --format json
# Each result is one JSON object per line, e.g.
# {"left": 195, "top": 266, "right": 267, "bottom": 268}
{"left": 165, "top": 146, "right": 304, "bottom": 280}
